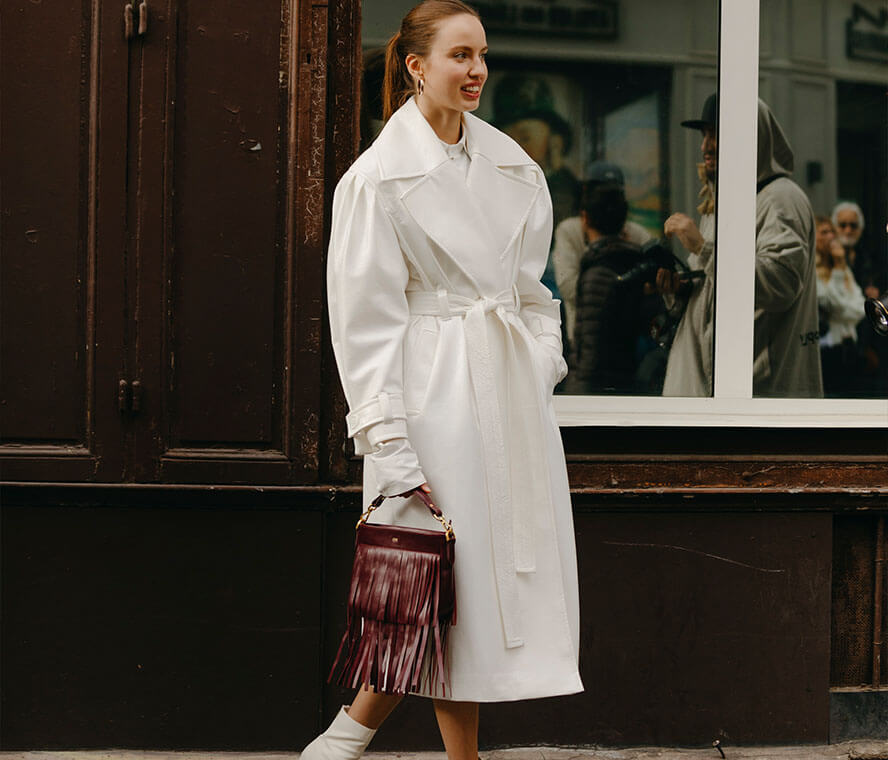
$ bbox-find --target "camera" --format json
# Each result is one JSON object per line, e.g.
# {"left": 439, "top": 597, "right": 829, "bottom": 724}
{"left": 865, "top": 297, "right": 888, "bottom": 337}
{"left": 616, "top": 238, "right": 705, "bottom": 288}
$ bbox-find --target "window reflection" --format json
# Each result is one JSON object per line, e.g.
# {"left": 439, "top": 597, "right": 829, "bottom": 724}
{"left": 361, "top": 0, "right": 719, "bottom": 397}
{"left": 747, "top": 99, "right": 825, "bottom": 397}
{"left": 758, "top": 3, "right": 888, "bottom": 398}
{"left": 480, "top": 64, "right": 713, "bottom": 397}
{"left": 657, "top": 93, "right": 717, "bottom": 398}
{"left": 816, "top": 212, "right": 868, "bottom": 395}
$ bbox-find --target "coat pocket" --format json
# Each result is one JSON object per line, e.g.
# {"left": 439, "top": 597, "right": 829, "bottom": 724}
{"left": 527, "top": 338, "right": 561, "bottom": 395}
{"left": 404, "top": 320, "right": 439, "bottom": 414}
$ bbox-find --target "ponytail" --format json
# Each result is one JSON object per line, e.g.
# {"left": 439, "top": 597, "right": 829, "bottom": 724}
{"left": 381, "top": 0, "right": 481, "bottom": 122}
{"left": 382, "top": 32, "right": 413, "bottom": 122}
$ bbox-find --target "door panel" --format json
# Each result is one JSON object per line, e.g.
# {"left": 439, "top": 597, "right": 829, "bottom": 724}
{"left": 1, "top": 0, "right": 128, "bottom": 480}
{"left": 132, "top": 0, "right": 327, "bottom": 483}
{"left": 1, "top": 0, "right": 332, "bottom": 485}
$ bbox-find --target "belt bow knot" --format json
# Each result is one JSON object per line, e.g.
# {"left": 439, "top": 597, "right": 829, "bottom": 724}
{"left": 405, "top": 287, "right": 553, "bottom": 650}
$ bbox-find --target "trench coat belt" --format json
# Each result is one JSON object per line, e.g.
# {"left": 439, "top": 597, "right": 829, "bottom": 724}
{"left": 406, "top": 288, "right": 554, "bottom": 649}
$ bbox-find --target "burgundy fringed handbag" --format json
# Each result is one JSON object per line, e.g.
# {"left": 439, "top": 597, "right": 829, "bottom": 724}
{"left": 328, "top": 489, "right": 456, "bottom": 696}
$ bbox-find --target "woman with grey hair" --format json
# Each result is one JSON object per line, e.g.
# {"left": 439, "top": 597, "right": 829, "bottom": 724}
{"left": 831, "top": 201, "right": 865, "bottom": 242}
{"left": 831, "top": 201, "right": 881, "bottom": 300}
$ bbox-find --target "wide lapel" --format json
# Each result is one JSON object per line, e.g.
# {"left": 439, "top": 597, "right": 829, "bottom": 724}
{"left": 381, "top": 99, "right": 542, "bottom": 280}
{"left": 374, "top": 97, "right": 445, "bottom": 181}
{"left": 465, "top": 153, "right": 539, "bottom": 262}
{"left": 464, "top": 112, "right": 541, "bottom": 261}
{"left": 400, "top": 161, "right": 500, "bottom": 279}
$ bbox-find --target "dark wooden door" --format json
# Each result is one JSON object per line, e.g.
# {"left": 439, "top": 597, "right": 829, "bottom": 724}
{"left": 1, "top": 0, "right": 130, "bottom": 481}
{"left": 2, "top": 0, "right": 332, "bottom": 485}
{"left": 131, "top": 0, "right": 328, "bottom": 484}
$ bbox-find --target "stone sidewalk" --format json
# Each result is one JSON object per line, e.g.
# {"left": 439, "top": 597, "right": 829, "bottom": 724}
{"left": 3, "top": 744, "right": 888, "bottom": 760}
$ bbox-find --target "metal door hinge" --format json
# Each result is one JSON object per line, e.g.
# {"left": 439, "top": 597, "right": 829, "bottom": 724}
{"left": 118, "top": 379, "right": 143, "bottom": 414}
{"left": 124, "top": 1, "right": 148, "bottom": 39}
{"left": 118, "top": 379, "right": 129, "bottom": 412}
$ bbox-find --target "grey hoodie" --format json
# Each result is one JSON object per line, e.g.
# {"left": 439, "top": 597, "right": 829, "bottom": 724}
{"left": 663, "top": 99, "right": 823, "bottom": 398}
{"left": 753, "top": 99, "right": 823, "bottom": 397}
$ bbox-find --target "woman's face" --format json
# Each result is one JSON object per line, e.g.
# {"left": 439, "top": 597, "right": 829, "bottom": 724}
{"left": 410, "top": 13, "right": 488, "bottom": 115}
{"left": 815, "top": 221, "right": 835, "bottom": 256}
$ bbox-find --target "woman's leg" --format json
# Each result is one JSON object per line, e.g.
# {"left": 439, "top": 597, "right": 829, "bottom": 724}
{"left": 347, "top": 685, "right": 403, "bottom": 729}
{"left": 300, "top": 686, "right": 402, "bottom": 759}
{"left": 433, "top": 699, "right": 479, "bottom": 760}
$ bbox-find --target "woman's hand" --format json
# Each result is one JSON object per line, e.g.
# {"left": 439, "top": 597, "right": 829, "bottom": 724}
{"left": 829, "top": 240, "right": 847, "bottom": 270}
{"left": 664, "top": 212, "right": 704, "bottom": 255}
{"left": 655, "top": 267, "right": 683, "bottom": 295}
{"left": 396, "top": 482, "right": 432, "bottom": 499}
{"left": 396, "top": 482, "right": 440, "bottom": 514}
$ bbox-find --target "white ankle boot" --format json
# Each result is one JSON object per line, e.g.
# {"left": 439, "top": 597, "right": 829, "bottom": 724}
{"left": 300, "top": 706, "right": 377, "bottom": 760}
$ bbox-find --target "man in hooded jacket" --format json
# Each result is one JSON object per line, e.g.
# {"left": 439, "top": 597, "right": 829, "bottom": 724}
{"left": 658, "top": 95, "right": 717, "bottom": 397}
{"left": 659, "top": 96, "right": 823, "bottom": 397}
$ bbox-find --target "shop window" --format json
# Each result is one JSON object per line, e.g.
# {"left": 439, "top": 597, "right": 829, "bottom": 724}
{"left": 359, "top": 0, "right": 888, "bottom": 427}
{"left": 755, "top": 3, "right": 887, "bottom": 402}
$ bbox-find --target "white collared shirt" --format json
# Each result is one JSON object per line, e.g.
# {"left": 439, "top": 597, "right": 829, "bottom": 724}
{"left": 437, "top": 126, "right": 470, "bottom": 180}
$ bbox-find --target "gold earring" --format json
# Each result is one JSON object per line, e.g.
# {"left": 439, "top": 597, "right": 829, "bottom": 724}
{"left": 418, "top": 77, "right": 424, "bottom": 96}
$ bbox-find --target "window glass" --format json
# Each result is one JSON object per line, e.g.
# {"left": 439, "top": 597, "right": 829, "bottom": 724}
{"left": 361, "top": 0, "right": 719, "bottom": 398}
{"left": 756, "top": 0, "right": 888, "bottom": 399}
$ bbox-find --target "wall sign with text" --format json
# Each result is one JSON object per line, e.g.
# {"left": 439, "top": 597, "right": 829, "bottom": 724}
{"left": 846, "top": 3, "right": 888, "bottom": 64}
{"left": 474, "top": 0, "right": 618, "bottom": 38}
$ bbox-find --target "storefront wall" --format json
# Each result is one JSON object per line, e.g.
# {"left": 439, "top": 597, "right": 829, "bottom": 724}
{"left": 1, "top": 0, "right": 886, "bottom": 752}
{"left": 759, "top": 1, "right": 886, "bottom": 238}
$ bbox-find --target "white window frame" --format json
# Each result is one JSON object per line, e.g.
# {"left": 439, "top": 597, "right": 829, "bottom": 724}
{"left": 555, "top": 0, "right": 888, "bottom": 428}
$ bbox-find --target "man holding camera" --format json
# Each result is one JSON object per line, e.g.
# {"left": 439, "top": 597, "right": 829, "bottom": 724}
{"left": 659, "top": 94, "right": 823, "bottom": 398}
{"left": 657, "top": 95, "right": 718, "bottom": 397}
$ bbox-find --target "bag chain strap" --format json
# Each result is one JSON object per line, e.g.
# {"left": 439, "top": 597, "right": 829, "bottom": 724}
{"left": 356, "top": 489, "right": 455, "bottom": 541}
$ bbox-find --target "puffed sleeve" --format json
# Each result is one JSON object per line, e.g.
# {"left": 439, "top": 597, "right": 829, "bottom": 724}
{"left": 516, "top": 172, "right": 569, "bottom": 386}
{"left": 327, "top": 170, "right": 426, "bottom": 496}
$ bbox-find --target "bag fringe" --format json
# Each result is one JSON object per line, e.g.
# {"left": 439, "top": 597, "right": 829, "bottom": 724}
{"left": 328, "top": 543, "right": 454, "bottom": 696}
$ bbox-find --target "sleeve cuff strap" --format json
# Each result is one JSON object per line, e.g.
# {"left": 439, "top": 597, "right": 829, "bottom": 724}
{"left": 530, "top": 314, "right": 562, "bottom": 340}
{"left": 346, "top": 392, "right": 409, "bottom": 456}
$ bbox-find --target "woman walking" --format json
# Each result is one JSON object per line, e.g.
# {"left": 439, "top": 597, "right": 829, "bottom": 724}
{"left": 303, "top": 2, "right": 583, "bottom": 757}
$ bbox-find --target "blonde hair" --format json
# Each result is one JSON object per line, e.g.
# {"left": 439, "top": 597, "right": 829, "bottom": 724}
{"left": 814, "top": 215, "right": 836, "bottom": 273}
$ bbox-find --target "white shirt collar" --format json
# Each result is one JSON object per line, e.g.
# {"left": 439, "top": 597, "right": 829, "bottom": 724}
{"left": 437, "top": 125, "right": 468, "bottom": 158}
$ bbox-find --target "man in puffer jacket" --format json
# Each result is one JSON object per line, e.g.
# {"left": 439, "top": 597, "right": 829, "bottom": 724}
{"left": 565, "top": 180, "right": 652, "bottom": 394}
{"left": 553, "top": 161, "right": 652, "bottom": 354}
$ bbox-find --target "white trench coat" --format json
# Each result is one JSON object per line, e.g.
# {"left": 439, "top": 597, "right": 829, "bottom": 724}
{"left": 327, "top": 97, "right": 583, "bottom": 702}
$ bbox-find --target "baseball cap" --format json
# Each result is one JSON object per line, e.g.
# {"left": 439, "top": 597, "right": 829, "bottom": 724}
{"left": 586, "top": 160, "right": 625, "bottom": 186}
{"left": 681, "top": 93, "right": 718, "bottom": 130}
